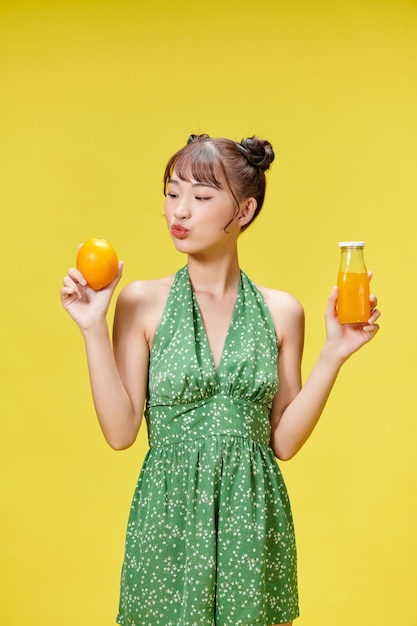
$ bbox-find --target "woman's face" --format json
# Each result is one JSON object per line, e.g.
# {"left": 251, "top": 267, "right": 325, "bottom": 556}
{"left": 164, "top": 170, "right": 243, "bottom": 256}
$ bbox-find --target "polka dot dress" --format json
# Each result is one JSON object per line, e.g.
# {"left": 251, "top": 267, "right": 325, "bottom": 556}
{"left": 116, "top": 266, "right": 299, "bottom": 626}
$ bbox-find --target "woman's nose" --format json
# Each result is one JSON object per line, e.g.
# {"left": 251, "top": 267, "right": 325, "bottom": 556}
{"left": 173, "top": 198, "right": 191, "bottom": 219}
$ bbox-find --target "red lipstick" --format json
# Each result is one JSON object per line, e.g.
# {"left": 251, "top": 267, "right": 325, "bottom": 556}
{"left": 171, "top": 225, "right": 189, "bottom": 239}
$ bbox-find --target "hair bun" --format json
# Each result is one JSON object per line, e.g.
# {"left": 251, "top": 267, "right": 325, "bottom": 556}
{"left": 187, "top": 133, "right": 211, "bottom": 144}
{"left": 238, "top": 136, "right": 275, "bottom": 171}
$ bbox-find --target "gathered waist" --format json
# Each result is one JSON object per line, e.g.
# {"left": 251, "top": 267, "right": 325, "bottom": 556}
{"left": 145, "top": 392, "right": 272, "bottom": 448}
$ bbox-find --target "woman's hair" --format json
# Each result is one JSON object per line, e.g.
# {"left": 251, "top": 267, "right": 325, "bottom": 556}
{"left": 163, "top": 134, "right": 275, "bottom": 231}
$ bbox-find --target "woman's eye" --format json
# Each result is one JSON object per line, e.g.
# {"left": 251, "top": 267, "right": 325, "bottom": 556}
{"left": 167, "top": 192, "right": 178, "bottom": 199}
{"left": 195, "top": 196, "right": 212, "bottom": 201}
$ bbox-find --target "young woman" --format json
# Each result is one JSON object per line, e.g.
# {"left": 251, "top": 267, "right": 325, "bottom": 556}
{"left": 60, "top": 134, "right": 380, "bottom": 626}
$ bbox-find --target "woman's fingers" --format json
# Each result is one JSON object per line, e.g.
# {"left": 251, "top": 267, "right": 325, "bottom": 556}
{"left": 111, "top": 261, "right": 124, "bottom": 285}
{"left": 362, "top": 319, "right": 380, "bottom": 335}
{"left": 61, "top": 269, "right": 88, "bottom": 300}
{"left": 67, "top": 266, "right": 87, "bottom": 286}
{"left": 368, "top": 306, "right": 381, "bottom": 325}
{"left": 325, "top": 286, "right": 339, "bottom": 319}
{"left": 370, "top": 293, "right": 377, "bottom": 310}
{"left": 327, "top": 285, "right": 338, "bottom": 306}
{"left": 368, "top": 292, "right": 380, "bottom": 324}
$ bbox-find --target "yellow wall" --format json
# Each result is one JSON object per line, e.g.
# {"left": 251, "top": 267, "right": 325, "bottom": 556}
{"left": 1, "top": 0, "right": 416, "bottom": 624}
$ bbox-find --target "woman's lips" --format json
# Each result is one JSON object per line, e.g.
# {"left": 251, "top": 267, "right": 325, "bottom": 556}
{"left": 171, "top": 225, "right": 190, "bottom": 239}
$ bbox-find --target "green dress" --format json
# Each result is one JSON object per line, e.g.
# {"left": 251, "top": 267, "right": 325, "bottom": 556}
{"left": 116, "top": 266, "right": 299, "bottom": 626}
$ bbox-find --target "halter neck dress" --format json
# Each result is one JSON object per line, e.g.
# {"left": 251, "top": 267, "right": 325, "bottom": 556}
{"left": 116, "top": 266, "right": 299, "bottom": 626}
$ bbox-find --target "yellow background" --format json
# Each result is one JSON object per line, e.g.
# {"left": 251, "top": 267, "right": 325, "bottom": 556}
{"left": 1, "top": 0, "right": 416, "bottom": 624}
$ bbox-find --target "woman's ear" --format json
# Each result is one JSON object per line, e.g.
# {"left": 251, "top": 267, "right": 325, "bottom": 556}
{"left": 238, "top": 197, "right": 257, "bottom": 227}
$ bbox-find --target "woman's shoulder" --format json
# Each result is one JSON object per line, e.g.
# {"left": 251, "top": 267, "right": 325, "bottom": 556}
{"left": 115, "top": 274, "right": 176, "bottom": 322}
{"left": 254, "top": 283, "right": 305, "bottom": 344}
{"left": 255, "top": 283, "right": 304, "bottom": 317}
{"left": 114, "top": 273, "right": 177, "bottom": 343}
{"left": 116, "top": 272, "right": 178, "bottom": 308}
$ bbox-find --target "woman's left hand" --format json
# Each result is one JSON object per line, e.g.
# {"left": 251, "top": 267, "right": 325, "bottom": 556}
{"left": 324, "top": 274, "right": 381, "bottom": 362}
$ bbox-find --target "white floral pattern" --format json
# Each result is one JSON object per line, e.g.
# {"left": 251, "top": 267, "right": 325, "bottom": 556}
{"left": 116, "top": 266, "right": 299, "bottom": 626}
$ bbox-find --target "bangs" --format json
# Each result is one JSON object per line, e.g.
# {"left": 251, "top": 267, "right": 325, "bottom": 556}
{"left": 164, "top": 142, "right": 224, "bottom": 193}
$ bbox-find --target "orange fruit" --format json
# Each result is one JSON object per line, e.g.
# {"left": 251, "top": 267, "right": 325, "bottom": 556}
{"left": 76, "top": 237, "right": 119, "bottom": 290}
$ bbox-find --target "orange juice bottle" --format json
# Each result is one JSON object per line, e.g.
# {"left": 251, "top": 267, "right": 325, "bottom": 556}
{"left": 337, "top": 241, "right": 371, "bottom": 324}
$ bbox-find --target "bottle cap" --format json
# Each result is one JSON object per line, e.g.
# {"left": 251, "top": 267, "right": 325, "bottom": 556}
{"left": 338, "top": 241, "right": 366, "bottom": 248}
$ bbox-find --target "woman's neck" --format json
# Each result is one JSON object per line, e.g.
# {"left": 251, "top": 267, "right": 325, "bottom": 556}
{"left": 186, "top": 253, "right": 241, "bottom": 297}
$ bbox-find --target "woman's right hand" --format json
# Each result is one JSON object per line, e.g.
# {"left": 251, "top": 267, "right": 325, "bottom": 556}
{"left": 60, "top": 262, "right": 124, "bottom": 332}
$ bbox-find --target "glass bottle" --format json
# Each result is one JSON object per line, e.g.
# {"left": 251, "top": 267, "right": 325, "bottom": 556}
{"left": 337, "top": 241, "right": 370, "bottom": 324}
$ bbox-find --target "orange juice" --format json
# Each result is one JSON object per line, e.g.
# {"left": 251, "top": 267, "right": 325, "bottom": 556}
{"left": 337, "top": 272, "right": 370, "bottom": 324}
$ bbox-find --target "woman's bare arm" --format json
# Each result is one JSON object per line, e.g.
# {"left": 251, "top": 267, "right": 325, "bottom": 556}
{"left": 263, "top": 285, "right": 380, "bottom": 461}
{"left": 61, "top": 267, "right": 155, "bottom": 450}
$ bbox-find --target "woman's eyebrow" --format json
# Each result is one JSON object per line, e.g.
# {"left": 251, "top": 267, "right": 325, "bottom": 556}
{"left": 191, "top": 182, "right": 219, "bottom": 189}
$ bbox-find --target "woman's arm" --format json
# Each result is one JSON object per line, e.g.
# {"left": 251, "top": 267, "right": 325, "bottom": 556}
{"left": 266, "top": 285, "right": 380, "bottom": 461}
{"left": 60, "top": 266, "right": 150, "bottom": 450}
